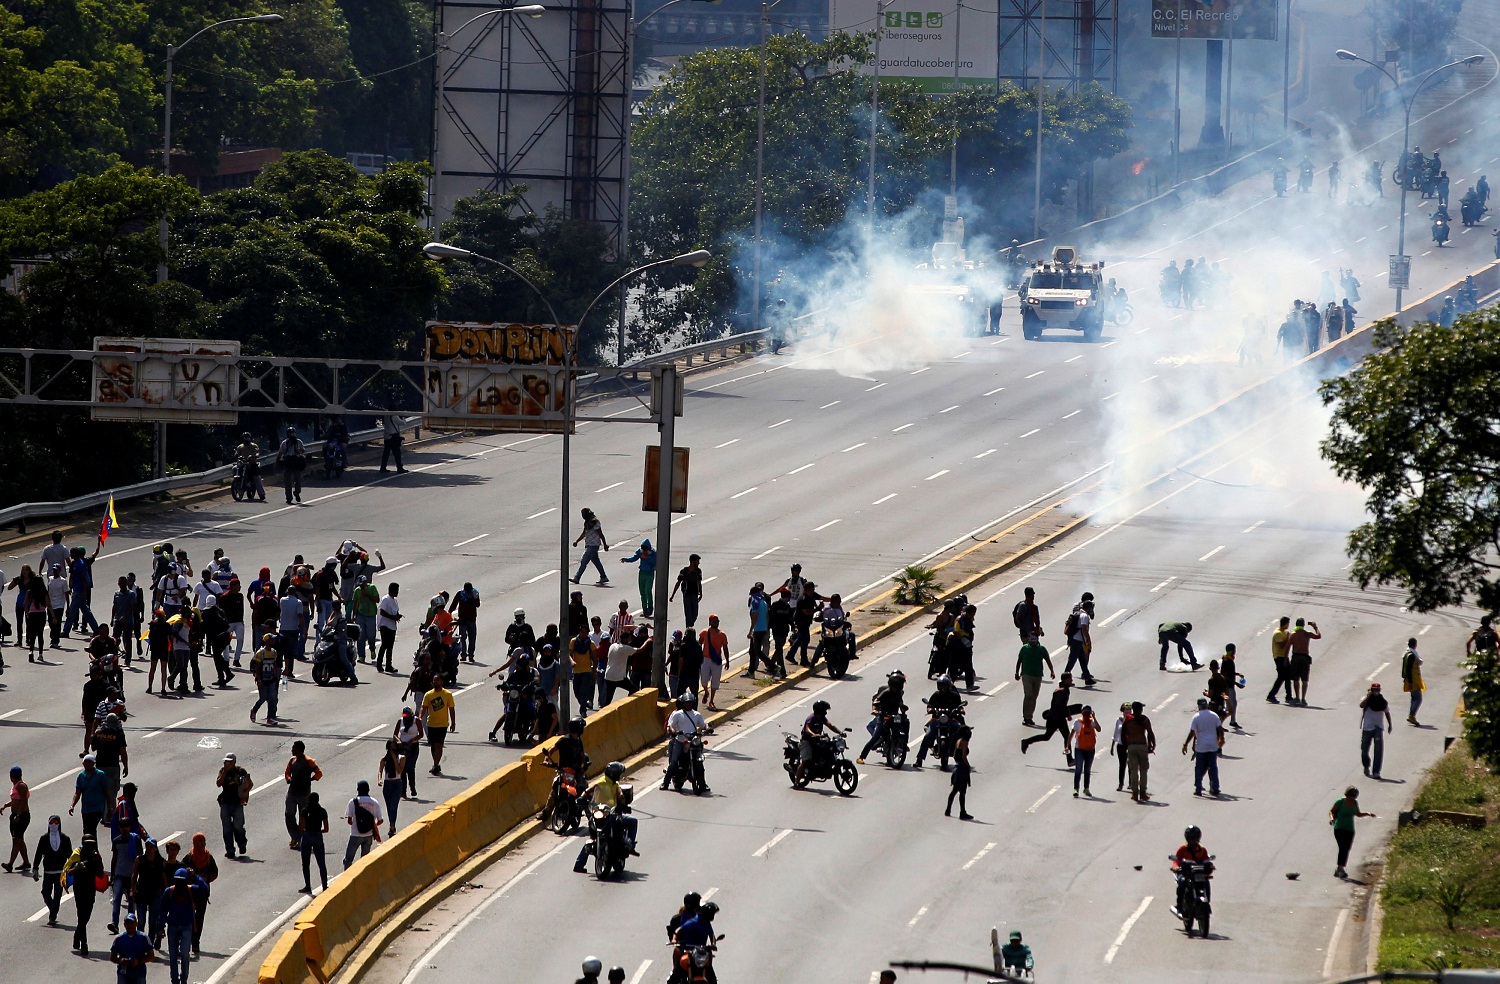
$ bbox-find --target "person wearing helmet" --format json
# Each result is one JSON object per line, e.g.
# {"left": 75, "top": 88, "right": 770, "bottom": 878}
{"left": 914, "top": 675, "right": 964, "bottom": 769}
{"left": 857, "top": 670, "right": 908, "bottom": 764}
{"left": 233, "top": 432, "right": 266, "bottom": 501}
{"left": 796, "top": 700, "right": 845, "bottom": 785}
{"left": 486, "top": 648, "right": 538, "bottom": 742}
{"left": 671, "top": 899, "right": 718, "bottom": 979}
{"left": 607, "top": 967, "right": 627, "bottom": 984}
{"left": 1170, "top": 825, "right": 1212, "bottom": 917}
{"left": 504, "top": 608, "right": 536, "bottom": 653}
{"left": 1358, "top": 682, "right": 1392, "bottom": 779}
{"left": 274, "top": 427, "right": 308, "bottom": 504}
{"left": 999, "top": 930, "right": 1033, "bottom": 973}
{"left": 664, "top": 692, "right": 710, "bottom": 792}
{"left": 576, "top": 956, "right": 604, "bottom": 984}
{"left": 423, "top": 594, "right": 458, "bottom": 683}
{"left": 573, "top": 762, "right": 637, "bottom": 872}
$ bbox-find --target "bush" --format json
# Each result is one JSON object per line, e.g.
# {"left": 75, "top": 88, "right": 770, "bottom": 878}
{"left": 892, "top": 565, "right": 941, "bottom": 605}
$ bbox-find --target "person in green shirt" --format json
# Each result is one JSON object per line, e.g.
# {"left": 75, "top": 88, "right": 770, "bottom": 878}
{"left": 350, "top": 576, "right": 381, "bottom": 664}
{"left": 1013, "top": 635, "right": 1054, "bottom": 726}
{"left": 1330, "top": 785, "right": 1376, "bottom": 878}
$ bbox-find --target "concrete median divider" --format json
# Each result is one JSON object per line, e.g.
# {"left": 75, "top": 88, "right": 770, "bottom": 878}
{"left": 258, "top": 691, "right": 667, "bottom": 984}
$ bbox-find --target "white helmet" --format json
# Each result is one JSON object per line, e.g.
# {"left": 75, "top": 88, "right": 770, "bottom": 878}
{"left": 514, "top": 608, "right": 526, "bottom": 619}
{"left": 430, "top": 594, "right": 445, "bottom": 608}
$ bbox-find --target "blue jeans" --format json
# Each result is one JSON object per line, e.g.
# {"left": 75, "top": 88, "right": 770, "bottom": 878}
{"left": 253, "top": 680, "right": 279, "bottom": 720}
{"left": 356, "top": 613, "right": 378, "bottom": 660}
{"left": 1409, "top": 691, "right": 1423, "bottom": 719}
{"left": 574, "top": 547, "right": 607, "bottom": 583}
{"left": 457, "top": 618, "right": 476, "bottom": 659}
{"left": 318, "top": 599, "right": 334, "bottom": 630}
{"left": 1073, "top": 747, "right": 1096, "bottom": 791}
{"left": 65, "top": 590, "right": 98, "bottom": 635}
{"left": 1193, "top": 750, "right": 1220, "bottom": 794}
{"left": 344, "top": 833, "right": 373, "bottom": 869}
{"left": 166, "top": 922, "right": 193, "bottom": 984}
{"left": 1361, "top": 729, "right": 1384, "bottom": 776}
{"left": 572, "top": 671, "right": 594, "bottom": 710}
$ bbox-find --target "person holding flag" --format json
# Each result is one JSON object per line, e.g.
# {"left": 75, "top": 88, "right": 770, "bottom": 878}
{"left": 100, "top": 497, "right": 120, "bottom": 544}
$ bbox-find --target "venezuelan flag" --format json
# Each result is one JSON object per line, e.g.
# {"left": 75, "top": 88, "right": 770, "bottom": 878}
{"left": 100, "top": 495, "right": 120, "bottom": 543}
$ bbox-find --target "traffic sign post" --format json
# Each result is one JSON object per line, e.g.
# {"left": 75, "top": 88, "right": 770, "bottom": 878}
{"left": 1388, "top": 253, "right": 1411, "bottom": 290}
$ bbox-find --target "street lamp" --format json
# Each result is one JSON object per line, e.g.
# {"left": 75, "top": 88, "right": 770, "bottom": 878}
{"left": 421, "top": 241, "right": 710, "bottom": 715}
{"left": 158, "top": 12, "right": 285, "bottom": 283}
{"left": 429, "top": 6, "right": 546, "bottom": 231}
{"left": 1334, "top": 48, "right": 1483, "bottom": 317}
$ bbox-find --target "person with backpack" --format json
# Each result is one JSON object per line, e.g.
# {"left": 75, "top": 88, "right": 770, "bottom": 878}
{"left": 1401, "top": 637, "right": 1424, "bottom": 726}
{"left": 342, "top": 780, "right": 384, "bottom": 868}
{"left": 1063, "top": 594, "right": 1096, "bottom": 687}
{"left": 1011, "top": 587, "right": 1043, "bottom": 643}
{"left": 249, "top": 634, "right": 281, "bottom": 725}
{"left": 275, "top": 427, "right": 307, "bottom": 504}
{"left": 1467, "top": 615, "right": 1498, "bottom": 656}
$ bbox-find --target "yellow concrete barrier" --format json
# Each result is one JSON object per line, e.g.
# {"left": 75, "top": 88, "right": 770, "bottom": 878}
{"left": 258, "top": 928, "right": 313, "bottom": 984}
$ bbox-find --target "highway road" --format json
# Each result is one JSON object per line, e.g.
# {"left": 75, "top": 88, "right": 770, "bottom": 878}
{"left": 1, "top": 7, "right": 1498, "bottom": 979}
{"left": 369, "top": 401, "right": 1475, "bottom": 984}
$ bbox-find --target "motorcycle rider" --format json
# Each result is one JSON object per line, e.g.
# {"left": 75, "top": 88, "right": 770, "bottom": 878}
{"left": 795, "top": 700, "right": 845, "bottom": 786}
{"left": 856, "top": 670, "right": 908, "bottom": 764}
{"left": 1102, "top": 278, "right": 1128, "bottom": 321}
{"left": 671, "top": 900, "right": 720, "bottom": 984}
{"left": 319, "top": 598, "right": 358, "bottom": 683}
{"left": 1297, "top": 156, "right": 1313, "bottom": 193}
{"left": 573, "top": 761, "right": 638, "bottom": 872}
{"left": 1271, "top": 158, "right": 1288, "bottom": 197}
{"left": 945, "top": 604, "right": 977, "bottom": 691}
{"left": 1456, "top": 275, "right": 1480, "bottom": 313}
{"left": 542, "top": 717, "right": 588, "bottom": 827}
{"left": 1432, "top": 203, "right": 1451, "bottom": 245}
{"left": 999, "top": 930, "right": 1034, "bottom": 976}
{"left": 504, "top": 608, "right": 536, "bottom": 652}
{"left": 1159, "top": 260, "right": 1181, "bottom": 307}
{"left": 1169, "top": 824, "right": 1212, "bottom": 918}
{"left": 576, "top": 957, "right": 604, "bottom": 984}
{"left": 913, "top": 674, "right": 964, "bottom": 769}
{"left": 926, "top": 598, "right": 959, "bottom": 677}
{"left": 233, "top": 433, "right": 266, "bottom": 502}
{"left": 664, "top": 692, "right": 710, "bottom": 792}
{"left": 486, "top": 648, "right": 539, "bottom": 742}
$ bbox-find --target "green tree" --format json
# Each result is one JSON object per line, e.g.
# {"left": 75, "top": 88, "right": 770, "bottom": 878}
{"left": 321, "top": 0, "right": 431, "bottom": 160}
{"left": 1370, "top": 0, "right": 1465, "bottom": 75}
{"left": 1320, "top": 317, "right": 1500, "bottom": 612}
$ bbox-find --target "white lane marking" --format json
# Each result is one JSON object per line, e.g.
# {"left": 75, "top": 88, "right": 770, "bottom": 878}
{"left": 841, "top": 442, "right": 866, "bottom": 452}
{"left": 866, "top": 383, "right": 887, "bottom": 392}
{"left": 926, "top": 470, "right": 950, "bottom": 481}
{"left": 606, "top": 406, "right": 644, "bottom": 418}
{"left": 787, "top": 463, "right": 815, "bottom": 475}
{"left": 1062, "top": 410, "right": 1081, "bottom": 419}
{"left": 1024, "top": 371, "right": 1045, "bottom": 379}
{"left": 1097, "top": 607, "right": 1128, "bottom": 628}
{"left": 0, "top": 708, "right": 24, "bottom": 720}
{"left": 339, "top": 723, "right": 388, "bottom": 748}
{"left": 984, "top": 387, "right": 1006, "bottom": 396}
{"left": 249, "top": 780, "right": 281, "bottom": 798}
{"left": 527, "top": 507, "right": 557, "bottom": 519}
{"left": 384, "top": 562, "right": 413, "bottom": 576}
{"left": 893, "top": 423, "right": 915, "bottom": 433}
{"left": 398, "top": 838, "right": 574, "bottom": 984}
{"left": 702, "top": 576, "right": 718, "bottom": 585}
{"left": 752, "top": 828, "right": 793, "bottom": 857}
{"left": 701, "top": 887, "right": 719, "bottom": 901}
{"left": 1356, "top": 236, "right": 1367, "bottom": 243}
{"left": 1065, "top": 355, "right": 1084, "bottom": 363}
{"left": 1150, "top": 577, "right": 1176, "bottom": 593}
{"left": 714, "top": 439, "right": 740, "bottom": 449}
{"left": 1103, "top": 897, "right": 1153, "bottom": 964}
{"left": 31, "top": 769, "right": 78, "bottom": 793}
{"left": 1135, "top": 327, "right": 1154, "bottom": 335}
{"left": 144, "top": 717, "right": 196, "bottom": 739}
{"left": 595, "top": 482, "right": 624, "bottom": 492}
{"left": 524, "top": 569, "right": 559, "bottom": 584}
{"left": 1242, "top": 520, "right": 1265, "bottom": 533}
{"left": 1027, "top": 785, "right": 1061, "bottom": 813}
{"left": 962, "top": 842, "right": 998, "bottom": 870}
{"left": 908, "top": 905, "right": 929, "bottom": 928}
{"left": 974, "top": 449, "right": 997, "bottom": 459}
{"left": 671, "top": 514, "right": 694, "bottom": 526}
{"left": 953, "top": 350, "right": 971, "bottom": 359}
{"left": 1141, "top": 374, "right": 1159, "bottom": 383}
{"left": 1419, "top": 624, "right": 1433, "bottom": 636}
{"left": 872, "top": 493, "right": 898, "bottom": 505}
{"left": 1152, "top": 694, "right": 1178, "bottom": 713}
{"left": 910, "top": 367, "right": 930, "bottom": 375}
{"left": 1323, "top": 908, "right": 1350, "bottom": 979}
{"left": 1019, "top": 429, "right": 1040, "bottom": 439}
{"left": 628, "top": 960, "right": 653, "bottom": 984}
{"left": 820, "top": 401, "right": 841, "bottom": 409}
{"left": 985, "top": 680, "right": 1010, "bottom": 697}
{"left": 940, "top": 405, "right": 960, "bottom": 413}
{"left": 731, "top": 487, "right": 758, "bottom": 499}
{"left": 752, "top": 546, "right": 781, "bottom": 560}
{"left": 769, "top": 418, "right": 792, "bottom": 429}
{"left": 1102, "top": 391, "right": 1120, "bottom": 401}
{"left": 812, "top": 519, "right": 842, "bottom": 532}
{"left": 452, "top": 533, "right": 490, "bottom": 548}
{"left": 1367, "top": 662, "right": 1389, "bottom": 682}
{"left": 1199, "top": 546, "right": 1225, "bottom": 561}
{"left": 991, "top": 337, "right": 1010, "bottom": 344}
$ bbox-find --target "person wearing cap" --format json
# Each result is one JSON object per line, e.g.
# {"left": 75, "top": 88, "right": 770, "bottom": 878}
{"left": 342, "top": 780, "right": 385, "bottom": 868}
{"left": 33, "top": 814, "right": 72, "bottom": 924}
{"left": 351, "top": 574, "right": 382, "bottom": 664}
{"left": 670, "top": 554, "right": 704, "bottom": 629}
{"left": 131, "top": 836, "right": 167, "bottom": 943}
{"left": 1158, "top": 620, "right": 1198, "bottom": 671}
{"left": 154, "top": 562, "right": 189, "bottom": 619}
{"left": 621, "top": 539, "right": 657, "bottom": 616}
{"left": 45, "top": 561, "right": 69, "bottom": 648}
{"left": 312, "top": 557, "right": 340, "bottom": 631}
{"left": 63, "top": 832, "right": 106, "bottom": 953}
{"left": 1, "top": 764, "right": 30, "bottom": 872}
{"left": 999, "top": 930, "right": 1034, "bottom": 974}
{"left": 1063, "top": 597, "right": 1096, "bottom": 686}
{"left": 448, "top": 582, "right": 482, "bottom": 663}
{"left": 572, "top": 507, "right": 610, "bottom": 585}
{"left": 275, "top": 426, "right": 308, "bottom": 503}
{"left": 1182, "top": 697, "right": 1224, "bottom": 797}
{"left": 215, "top": 754, "right": 252, "bottom": 859}
{"left": 71, "top": 753, "right": 111, "bottom": 837}
{"left": 393, "top": 707, "right": 424, "bottom": 798}
{"left": 159, "top": 866, "right": 197, "bottom": 983}
{"left": 111, "top": 907, "right": 155, "bottom": 982}
{"left": 1359, "top": 682, "right": 1393, "bottom": 779}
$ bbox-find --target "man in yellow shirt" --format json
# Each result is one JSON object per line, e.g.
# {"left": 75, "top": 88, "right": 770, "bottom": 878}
{"left": 1266, "top": 616, "right": 1293, "bottom": 704}
{"left": 420, "top": 676, "right": 457, "bottom": 776}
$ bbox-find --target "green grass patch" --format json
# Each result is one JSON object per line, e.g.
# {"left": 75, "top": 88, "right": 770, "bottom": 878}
{"left": 1379, "top": 740, "right": 1500, "bottom": 970}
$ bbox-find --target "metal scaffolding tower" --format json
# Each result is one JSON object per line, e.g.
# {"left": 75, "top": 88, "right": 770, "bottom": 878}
{"left": 997, "top": 0, "right": 1119, "bottom": 93}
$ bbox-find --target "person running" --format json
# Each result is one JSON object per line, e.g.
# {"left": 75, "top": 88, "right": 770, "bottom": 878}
{"left": 572, "top": 508, "right": 610, "bottom": 585}
{"left": 1014, "top": 633, "right": 1054, "bottom": 726}
{"left": 1287, "top": 617, "right": 1322, "bottom": 705}
{"left": 1158, "top": 620, "right": 1199, "bottom": 670}
{"left": 945, "top": 726, "right": 973, "bottom": 820}
{"left": 1266, "top": 616, "right": 1294, "bottom": 703}
{"left": 1330, "top": 786, "right": 1376, "bottom": 878}
{"left": 1071, "top": 706, "right": 1101, "bottom": 798}
{"left": 1359, "top": 683, "right": 1393, "bottom": 779}
{"left": 0, "top": 765, "right": 30, "bottom": 872}
{"left": 1401, "top": 637, "right": 1424, "bottom": 726}
{"left": 298, "top": 791, "right": 330, "bottom": 894}
{"left": 620, "top": 540, "right": 657, "bottom": 616}
{"left": 1020, "top": 674, "right": 1075, "bottom": 762}
{"left": 420, "top": 676, "right": 457, "bottom": 775}
{"left": 1182, "top": 697, "right": 1224, "bottom": 797}
{"left": 1121, "top": 701, "right": 1156, "bottom": 802}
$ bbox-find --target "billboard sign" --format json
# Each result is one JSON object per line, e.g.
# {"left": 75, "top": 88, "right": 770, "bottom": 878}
{"left": 423, "top": 321, "right": 574, "bottom": 431}
{"left": 91, "top": 337, "right": 240, "bottom": 424}
{"left": 830, "top": 0, "right": 997, "bottom": 92}
{"left": 1151, "top": 0, "right": 1279, "bottom": 40}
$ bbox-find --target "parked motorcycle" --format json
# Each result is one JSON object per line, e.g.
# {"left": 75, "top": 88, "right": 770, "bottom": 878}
{"left": 587, "top": 783, "right": 635, "bottom": 880}
{"left": 782, "top": 732, "right": 859, "bottom": 794}
{"left": 311, "top": 620, "right": 359, "bottom": 686}
{"left": 1171, "top": 854, "right": 1216, "bottom": 938}
{"left": 663, "top": 730, "right": 709, "bottom": 795}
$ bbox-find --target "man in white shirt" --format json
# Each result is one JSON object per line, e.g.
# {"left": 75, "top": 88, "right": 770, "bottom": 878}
{"left": 1359, "top": 682, "right": 1393, "bottom": 780}
{"left": 343, "top": 779, "right": 384, "bottom": 868}
{"left": 156, "top": 565, "right": 190, "bottom": 616}
{"left": 663, "top": 692, "right": 710, "bottom": 792}
{"left": 376, "top": 583, "right": 402, "bottom": 674}
{"left": 1180, "top": 698, "right": 1224, "bottom": 797}
{"left": 1063, "top": 595, "right": 1096, "bottom": 687}
{"left": 39, "top": 531, "right": 69, "bottom": 580}
{"left": 193, "top": 569, "right": 222, "bottom": 610}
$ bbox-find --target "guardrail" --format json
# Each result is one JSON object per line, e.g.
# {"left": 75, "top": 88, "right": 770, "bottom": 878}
{"left": 0, "top": 417, "right": 420, "bottom": 534}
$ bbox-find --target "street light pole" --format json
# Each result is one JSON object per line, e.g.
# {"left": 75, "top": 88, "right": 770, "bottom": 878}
{"left": 1033, "top": 0, "right": 1046, "bottom": 239}
{"left": 429, "top": 6, "right": 545, "bottom": 232}
{"left": 158, "top": 13, "right": 285, "bottom": 284}
{"left": 752, "top": 0, "right": 788, "bottom": 334}
{"left": 868, "top": 0, "right": 896, "bottom": 239}
{"left": 1334, "top": 49, "right": 1483, "bottom": 318}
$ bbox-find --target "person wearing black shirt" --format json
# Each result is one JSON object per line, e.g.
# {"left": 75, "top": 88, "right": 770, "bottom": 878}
{"left": 914, "top": 676, "right": 966, "bottom": 768}
{"left": 1021, "top": 674, "right": 1076, "bottom": 763}
{"left": 857, "top": 672, "right": 908, "bottom": 763}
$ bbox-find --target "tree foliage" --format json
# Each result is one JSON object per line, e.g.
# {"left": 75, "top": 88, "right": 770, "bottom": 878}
{"left": 1370, "top": 0, "right": 1465, "bottom": 74}
{"left": 1320, "top": 317, "right": 1500, "bottom": 612}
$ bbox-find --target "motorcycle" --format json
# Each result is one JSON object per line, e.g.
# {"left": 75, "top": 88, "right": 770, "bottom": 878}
{"left": 311, "top": 620, "right": 359, "bottom": 686}
{"left": 586, "top": 783, "right": 634, "bottom": 880}
{"left": 1433, "top": 214, "right": 1451, "bottom": 246}
{"left": 818, "top": 618, "right": 854, "bottom": 678}
{"left": 322, "top": 438, "right": 347, "bottom": 480}
{"left": 875, "top": 709, "right": 909, "bottom": 768}
{"left": 1170, "top": 854, "right": 1216, "bottom": 938}
{"left": 990, "top": 926, "right": 1035, "bottom": 980}
{"left": 664, "top": 730, "right": 709, "bottom": 794}
{"left": 499, "top": 678, "right": 539, "bottom": 746}
{"left": 1102, "top": 292, "right": 1134, "bottom": 327}
{"left": 927, "top": 629, "right": 951, "bottom": 679}
{"left": 90, "top": 652, "right": 125, "bottom": 693}
{"left": 230, "top": 459, "right": 255, "bottom": 502}
{"left": 543, "top": 756, "right": 588, "bottom": 834}
{"left": 923, "top": 698, "right": 968, "bottom": 770}
{"left": 783, "top": 732, "right": 859, "bottom": 794}
{"left": 1461, "top": 198, "right": 1488, "bottom": 226}
{"left": 1271, "top": 167, "right": 1288, "bottom": 197}
{"left": 668, "top": 935, "right": 724, "bottom": 984}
